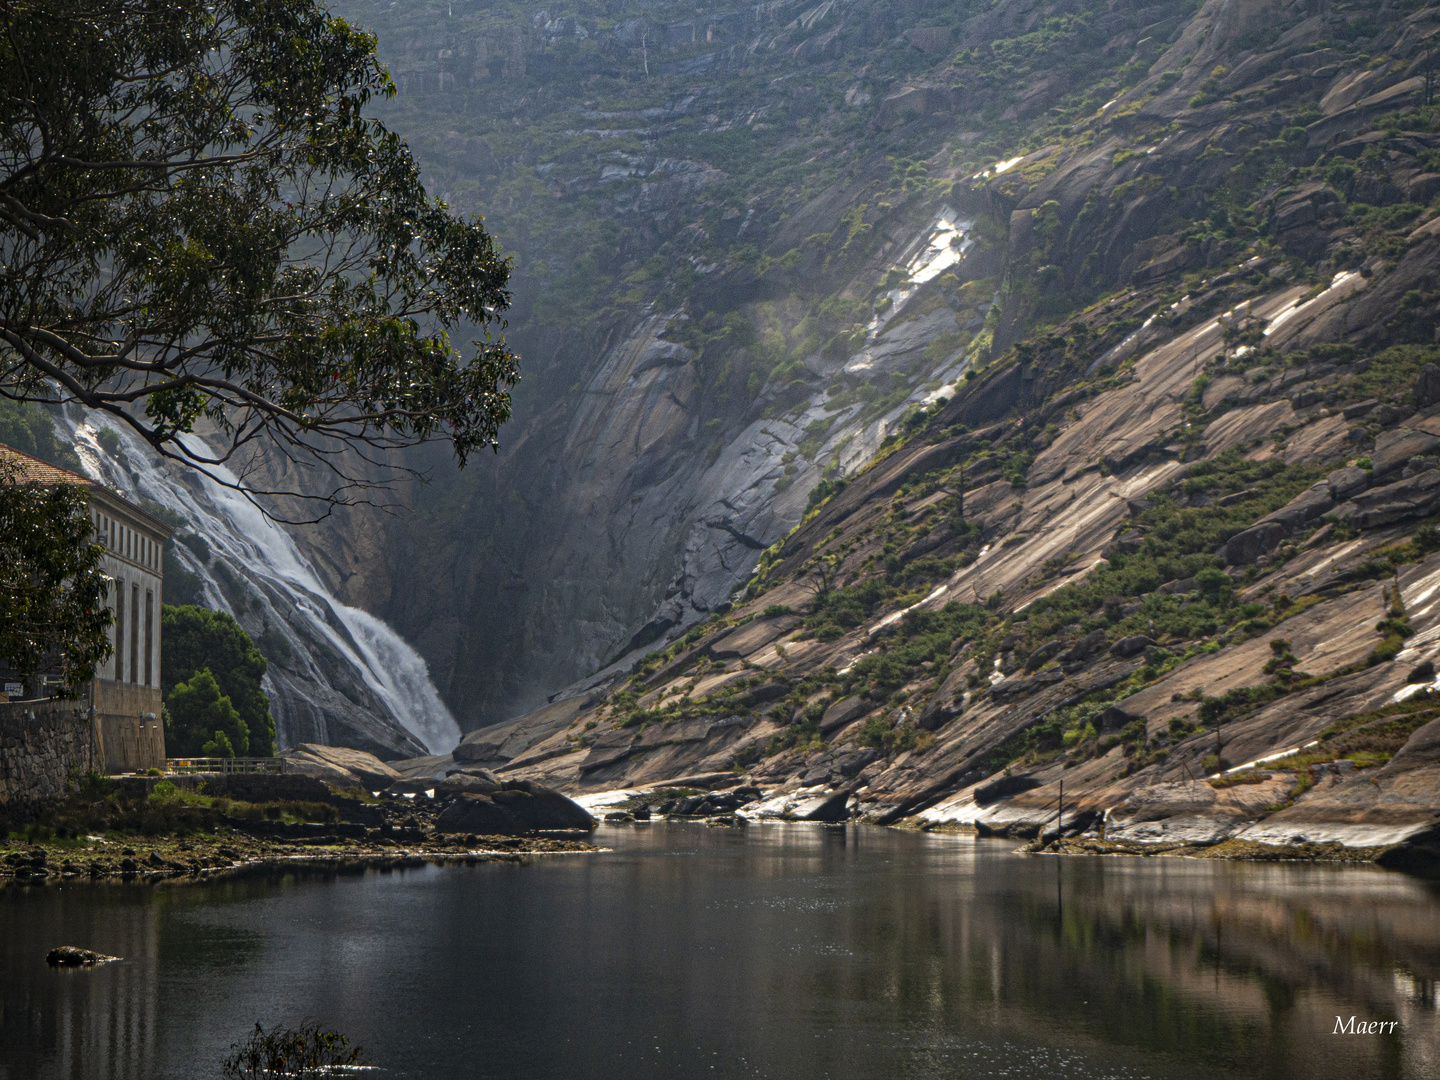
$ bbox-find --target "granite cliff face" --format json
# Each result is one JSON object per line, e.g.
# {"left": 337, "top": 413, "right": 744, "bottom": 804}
{"left": 380, "top": 0, "right": 1440, "bottom": 867}
{"left": 309, "top": 0, "right": 1229, "bottom": 728}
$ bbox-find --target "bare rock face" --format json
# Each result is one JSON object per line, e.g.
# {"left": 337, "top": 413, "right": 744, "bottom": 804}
{"left": 1371, "top": 429, "right": 1440, "bottom": 480}
{"left": 1349, "top": 470, "right": 1440, "bottom": 529}
{"left": 279, "top": 744, "right": 404, "bottom": 790}
{"left": 1224, "top": 522, "right": 1286, "bottom": 566}
{"left": 1415, "top": 363, "right": 1440, "bottom": 409}
{"left": 820, "top": 697, "right": 870, "bottom": 734}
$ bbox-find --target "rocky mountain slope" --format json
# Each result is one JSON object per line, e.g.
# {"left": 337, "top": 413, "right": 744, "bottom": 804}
{"left": 399, "top": 0, "right": 1440, "bottom": 866}
{"left": 315, "top": 0, "right": 1233, "bottom": 728}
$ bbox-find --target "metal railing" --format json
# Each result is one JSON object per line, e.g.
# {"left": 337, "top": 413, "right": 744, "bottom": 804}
{"left": 165, "top": 757, "right": 284, "bottom": 775}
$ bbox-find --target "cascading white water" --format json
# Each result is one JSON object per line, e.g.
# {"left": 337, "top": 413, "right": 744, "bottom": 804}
{"left": 54, "top": 413, "right": 460, "bottom": 757}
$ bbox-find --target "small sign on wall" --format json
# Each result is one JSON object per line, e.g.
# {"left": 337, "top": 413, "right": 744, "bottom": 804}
{"left": 4, "top": 683, "right": 23, "bottom": 701}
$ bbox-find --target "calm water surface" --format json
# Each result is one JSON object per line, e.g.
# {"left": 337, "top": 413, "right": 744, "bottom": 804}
{"left": 2, "top": 823, "right": 1439, "bottom": 1080}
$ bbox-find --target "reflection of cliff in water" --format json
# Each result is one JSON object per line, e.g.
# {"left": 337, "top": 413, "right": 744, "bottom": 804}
{"left": 2, "top": 834, "right": 1439, "bottom": 1079}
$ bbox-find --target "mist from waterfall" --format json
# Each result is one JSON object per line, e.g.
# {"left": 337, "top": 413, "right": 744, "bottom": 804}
{"left": 55, "top": 412, "right": 460, "bottom": 757}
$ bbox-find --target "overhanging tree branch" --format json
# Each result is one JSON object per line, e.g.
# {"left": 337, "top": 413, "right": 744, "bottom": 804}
{"left": 0, "top": 0, "right": 519, "bottom": 521}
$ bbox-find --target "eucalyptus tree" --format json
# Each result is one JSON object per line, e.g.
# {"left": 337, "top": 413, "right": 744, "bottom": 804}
{"left": 0, "top": 0, "right": 518, "bottom": 516}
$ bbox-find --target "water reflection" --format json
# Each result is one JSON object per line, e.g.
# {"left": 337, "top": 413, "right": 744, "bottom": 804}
{"left": 1, "top": 826, "right": 1438, "bottom": 1080}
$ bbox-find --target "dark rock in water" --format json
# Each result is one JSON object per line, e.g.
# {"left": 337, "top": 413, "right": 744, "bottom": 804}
{"left": 1375, "top": 822, "right": 1440, "bottom": 877}
{"left": 1224, "top": 522, "right": 1284, "bottom": 566}
{"left": 974, "top": 775, "right": 1042, "bottom": 806}
{"left": 1408, "top": 659, "right": 1436, "bottom": 684}
{"left": 789, "top": 788, "right": 850, "bottom": 822}
{"left": 1110, "top": 635, "right": 1156, "bottom": 658}
{"left": 632, "top": 805, "right": 651, "bottom": 820}
{"left": 435, "top": 780, "right": 596, "bottom": 834}
{"left": 668, "top": 787, "right": 757, "bottom": 816}
{"left": 47, "top": 946, "right": 119, "bottom": 967}
{"left": 604, "top": 810, "right": 635, "bottom": 822}
{"left": 119, "top": 858, "right": 137, "bottom": 873}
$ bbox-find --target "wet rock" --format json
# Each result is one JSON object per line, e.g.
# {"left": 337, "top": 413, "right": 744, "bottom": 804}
{"left": 435, "top": 781, "right": 596, "bottom": 834}
{"left": 1372, "top": 429, "right": 1440, "bottom": 480}
{"left": 1224, "top": 522, "right": 1285, "bottom": 566}
{"left": 1110, "top": 635, "right": 1156, "bottom": 658}
{"left": 819, "top": 696, "right": 870, "bottom": 734}
{"left": 788, "top": 788, "right": 851, "bottom": 822}
{"left": 46, "top": 947, "right": 120, "bottom": 967}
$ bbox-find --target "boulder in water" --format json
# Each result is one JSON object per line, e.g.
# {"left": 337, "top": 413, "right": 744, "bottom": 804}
{"left": 435, "top": 780, "right": 596, "bottom": 834}
{"left": 47, "top": 946, "right": 119, "bottom": 967}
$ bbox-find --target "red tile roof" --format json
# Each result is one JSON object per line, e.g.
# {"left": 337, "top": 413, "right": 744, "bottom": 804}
{"left": 0, "top": 443, "right": 92, "bottom": 487}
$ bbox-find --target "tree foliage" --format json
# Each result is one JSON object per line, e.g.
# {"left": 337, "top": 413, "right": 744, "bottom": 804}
{"left": 0, "top": 0, "right": 518, "bottom": 515}
{"left": 166, "top": 667, "right": 248, "bottom": 757}
{"left": 161, "top": 605, "right": 273, "bottom": 755}
{"left": 0, "top": 457, "right": 111, "bottom": 691}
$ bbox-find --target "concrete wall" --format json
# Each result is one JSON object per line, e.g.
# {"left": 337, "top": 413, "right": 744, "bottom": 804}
{"left": 0, "top": 700, "right": 96, "bottom": 807}
{"left": 92, "top": 682, "right": 165, "bottom": 773}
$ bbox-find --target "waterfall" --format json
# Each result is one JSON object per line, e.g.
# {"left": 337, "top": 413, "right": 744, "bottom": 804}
{"left": 54, "top": 413, "right": 460, "bottom": 757}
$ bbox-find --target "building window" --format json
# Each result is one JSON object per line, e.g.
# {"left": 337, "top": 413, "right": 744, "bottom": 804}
{"left": 130, "top": 582, "right": 140, "bottom": 683}
{"left": 114, "top": 578, "right": 125, "bottom": 682}
{"left": 144, "top": 589, "right": 154, "bottom": 687}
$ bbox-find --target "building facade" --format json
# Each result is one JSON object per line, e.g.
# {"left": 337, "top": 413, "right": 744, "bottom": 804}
{"left": 0, "top": 444, "right": 172, "bottom": 772}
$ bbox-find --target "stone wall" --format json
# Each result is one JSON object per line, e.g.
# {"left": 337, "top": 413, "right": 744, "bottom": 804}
{"left": 0, "top": 700, "right": 96, "bottom": 808}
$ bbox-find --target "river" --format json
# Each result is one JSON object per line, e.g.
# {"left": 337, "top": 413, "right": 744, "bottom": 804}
{"left": 2, "top": 824, "right": 1438, "bottom": 1080}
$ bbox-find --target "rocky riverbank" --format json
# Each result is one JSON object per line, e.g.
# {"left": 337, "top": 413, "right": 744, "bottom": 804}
{"left": 1, "top": 829, "right": 594, "bottom": 886}
{"left": 0, "top": 744, "right": 599, "bottom": 885}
